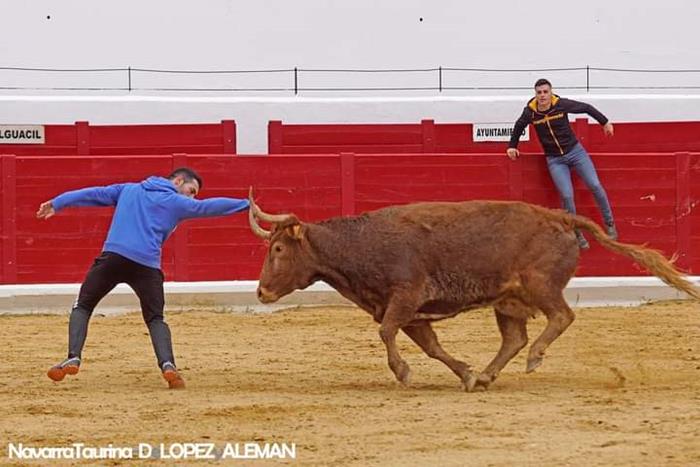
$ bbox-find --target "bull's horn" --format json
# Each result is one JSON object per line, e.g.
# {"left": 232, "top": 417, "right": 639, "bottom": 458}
{"left": 248, "top": 187, "right": 295, "bottom": 223}
{"left": 248, "top": 207, "right": 271, "bottom": 239}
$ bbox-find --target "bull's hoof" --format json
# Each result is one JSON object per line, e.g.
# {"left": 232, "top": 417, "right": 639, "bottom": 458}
{"left": 393, "top": 362, "right": 411, "bottom": 386}
{"left": 475, "top": 372, "right": 493, "bottom": 390}
{"left": 462, "top": 372, "right": 478, "bottom": 392}
{"left": 526, "top": 356, "right": 543, "bottom": 373}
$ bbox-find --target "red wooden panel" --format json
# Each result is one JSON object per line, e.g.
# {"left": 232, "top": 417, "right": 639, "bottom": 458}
{"left": 355, "top": 153, "right": 505, "bottom": 167}
{"left": 433, "top": 123, "right": 471, "bottom": 153}
{"left": 282, "top": 124, "right": 423, "bottom": 145}
{"left": 279, "top": 144, "right": 423, "bottom": 154}
{"left": 186, "top": 226, "right": 262, "bottom": 244}
{"left": 268, "top": 121, "right": 283, "bottom": 153}
{"left": 187, "top": 261, "right": 264, "bottom": 281}
{"left": 172, "top": 153, "right": 190, "bottom": 281}
{"left": 273, "top": 121, "right": 428, "bottom": 154}
{"left": 340, "top": 153, "right": 355, "bottom": 216}
{"left": 222, "top": 120, "right": 236, "bottom": 154}
{"left": 422, "top": 119, "right": 436, "bottom": 152}
{"left": 0, "top": 121, "right": 236, "bottom": 157}
{"left": 91, "top": 123, "right": 225, "bottom": 146}
{"left": 271, "top": 120, "right": 700, "bottom": 156}
{"left": 0, "top": 159, "right": 2, "bottom": 282}
{"left": 586, "top": 121, "right": 700, "bottom": 153}
{"left": 675, "top": 152, "right": 691, "bottom": 270}
{"left": 1, "top": 155, "right": 17, "bottom": 283}
{"left": 0, "top": 125, "right": 78, "bottom": 155}
{"left": 188, "top": 244, "right": 265, "bottom": 263}
{"left": 76, "top": 121, "right": 90, "bottom": 155}
{"left": 90, "top": 122, "right": 228, "bottom": 155}
{"left": 4, "top": 151, "right": 700, "bottom": 284}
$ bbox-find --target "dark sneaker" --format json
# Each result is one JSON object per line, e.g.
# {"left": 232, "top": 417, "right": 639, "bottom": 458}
{"left": 576, "top": 232, "right": 590, "bottom": 250}
{"left": 605, "top": 222, "right": 618, "bottom": 241}
{"left": 161, "top": 362, "right": 185, "bottom": 389}
{"left": 47, "top": 357, "right": 81, "bottom": 382}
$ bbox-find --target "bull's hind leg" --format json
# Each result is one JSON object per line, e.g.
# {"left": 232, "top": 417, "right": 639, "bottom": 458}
{"left": 526, "top": 293, "right": 575, "bottom": 373}
{"left": 402, "top": 323, "right": 477, "bottom": 391}
{"left": 476, "top": 309, "right": 528, "bottom": 389}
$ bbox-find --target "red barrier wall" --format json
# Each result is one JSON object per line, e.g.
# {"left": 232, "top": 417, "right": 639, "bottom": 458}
{"left": 0, "top": 152, "right": 698, "bottom": 284}
{"left": 0, "top": 120, "right": 236, "bottom": 155}
{"left": 1, "top": 154, "right": 340, "bottom": 283}
{"left": 269, "top": 119, "right": 700, "bottom": 155}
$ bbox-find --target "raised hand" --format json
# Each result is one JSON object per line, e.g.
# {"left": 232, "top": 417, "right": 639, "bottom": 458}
{"left": 36, "top": 201, "right": 56, "bottom": 219}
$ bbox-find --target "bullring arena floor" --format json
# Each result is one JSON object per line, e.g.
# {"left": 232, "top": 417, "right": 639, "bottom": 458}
{"left": 1, "top": 301, "right": 699, "bottom": 466}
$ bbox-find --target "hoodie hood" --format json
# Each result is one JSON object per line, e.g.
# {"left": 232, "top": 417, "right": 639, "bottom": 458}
{"left": 141, "top": 176, "right": 178, "bottom": 193}
{"left": 528, "top": 93, "right": 560, "bottom": 112}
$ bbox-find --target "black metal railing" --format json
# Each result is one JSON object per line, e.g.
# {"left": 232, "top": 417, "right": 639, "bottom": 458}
{"left": 0, "top": 65, "right": 699, "bottom": 94}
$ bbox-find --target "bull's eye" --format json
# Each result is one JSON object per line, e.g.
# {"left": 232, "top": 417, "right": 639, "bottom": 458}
{"left": 274, "top": 245, "right": 283, "bottom": 253}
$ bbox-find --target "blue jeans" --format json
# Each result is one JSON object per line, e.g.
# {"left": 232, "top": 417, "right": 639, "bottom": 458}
{"left": 546, "top": 143, "right": 614, "bottom": 226}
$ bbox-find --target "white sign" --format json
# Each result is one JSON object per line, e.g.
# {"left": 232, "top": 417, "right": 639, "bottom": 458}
{"left": 473, "top": 123, "right": 529, "bottom": 142}
{"left": 0, "top": 125, "right": 45, "bottom": 144}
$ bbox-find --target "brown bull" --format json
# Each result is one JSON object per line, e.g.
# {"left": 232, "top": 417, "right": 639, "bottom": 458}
{"left": 248, "top": 189, "right": 699, "bottom": 391}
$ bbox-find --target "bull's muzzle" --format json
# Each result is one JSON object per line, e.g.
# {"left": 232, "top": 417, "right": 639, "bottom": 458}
{"left": 257, "top": 286, "right": 279, "bottom": 304}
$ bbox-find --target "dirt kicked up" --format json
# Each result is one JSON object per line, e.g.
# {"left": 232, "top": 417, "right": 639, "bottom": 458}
{"left": 1, "top": 300, "right": 698, "bottom": 466}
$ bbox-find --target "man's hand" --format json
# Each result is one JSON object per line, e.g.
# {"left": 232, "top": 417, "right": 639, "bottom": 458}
{"left": 506, "top": 148, "right": 520, "bottom": 160}
{"left": 36, "top": 201, "right": 55, "bottom": 219}
{"left": 603, "top": 122, "right": 614, "bottom": 137}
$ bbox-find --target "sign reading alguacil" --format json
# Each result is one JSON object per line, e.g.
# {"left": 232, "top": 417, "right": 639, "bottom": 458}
{"left": 0, "top": 125, "right": 45, "bottom": 144}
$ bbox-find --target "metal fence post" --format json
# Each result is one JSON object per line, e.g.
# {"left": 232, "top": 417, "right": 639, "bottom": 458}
{"left": 294, "top": 67, "right": 298, "bottom": 95}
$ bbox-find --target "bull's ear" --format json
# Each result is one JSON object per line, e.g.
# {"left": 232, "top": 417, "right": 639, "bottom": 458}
{"left": 273, "top": 214, "right": 302, "bottom": 239}
{"left": 285, "top": 224, "right": 304, "bottom": 240}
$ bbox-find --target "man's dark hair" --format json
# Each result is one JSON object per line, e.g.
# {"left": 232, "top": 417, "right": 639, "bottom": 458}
{"left": 534, "top": 78, "right": 552, "bottom": 88}
{"left": 168, "top": 167, "right": 203, "bottom": 190}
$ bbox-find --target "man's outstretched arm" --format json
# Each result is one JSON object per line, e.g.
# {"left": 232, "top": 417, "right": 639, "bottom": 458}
{"left": 36, "top": 184, "right": 129, "bottom": 219}
{"left": 176, "top": 196, "right": 250, "bottom": 220}
{"left": 561, "top": 98, "right": 614, "bottom": 136}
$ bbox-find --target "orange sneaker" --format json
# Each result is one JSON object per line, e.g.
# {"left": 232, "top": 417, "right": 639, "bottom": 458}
{"left": 161, "top": 362, "right": 185, "bottom": 389}
{"left": 47, "top": 357, "right": 81, "bottom": 382}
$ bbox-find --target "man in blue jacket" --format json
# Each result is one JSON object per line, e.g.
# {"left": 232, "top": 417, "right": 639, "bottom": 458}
{"left": 37, "top": 167, "right": 249, "bottom": 389}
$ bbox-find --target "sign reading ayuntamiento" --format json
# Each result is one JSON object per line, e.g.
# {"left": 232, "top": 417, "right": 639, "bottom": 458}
{"left": 473, "top": 123, "right": 528, "bottom": 142}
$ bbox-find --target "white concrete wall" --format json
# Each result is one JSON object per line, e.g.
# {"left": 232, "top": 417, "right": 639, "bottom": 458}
{"left": 2, "top": 93, "right": 699, "bottom": 153}
{"left": 0, "top": 1, "right": 698, "bottom": 153}
{"left": 3, "top": 1, "right": 698, "bottom": 73}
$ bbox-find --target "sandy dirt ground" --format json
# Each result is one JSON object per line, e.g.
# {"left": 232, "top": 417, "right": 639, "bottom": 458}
{"left": 1, "top": 300, "right": 699, "bottom": 466}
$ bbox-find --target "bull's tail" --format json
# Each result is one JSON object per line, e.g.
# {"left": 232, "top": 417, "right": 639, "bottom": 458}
{"left": 572, "top": 215, "right": 700, "bottom": 300}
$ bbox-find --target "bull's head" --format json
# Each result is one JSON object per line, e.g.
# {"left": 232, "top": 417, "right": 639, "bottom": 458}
{"left": 248, "top": 188, "right": 316, "bottom": 303}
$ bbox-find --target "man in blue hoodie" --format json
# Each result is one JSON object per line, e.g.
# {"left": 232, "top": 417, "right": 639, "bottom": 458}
{"left": 37, "top": 167, "right": 249, "bottom": 389}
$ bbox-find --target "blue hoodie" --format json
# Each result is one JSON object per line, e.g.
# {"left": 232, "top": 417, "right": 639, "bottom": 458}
{"left": 52, "top": 176, "right": 250, "bottom": 269}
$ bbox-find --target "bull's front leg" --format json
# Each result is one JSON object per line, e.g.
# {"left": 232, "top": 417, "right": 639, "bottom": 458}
{"left": 378, "top": 294, "right": 419, "bottom": 385}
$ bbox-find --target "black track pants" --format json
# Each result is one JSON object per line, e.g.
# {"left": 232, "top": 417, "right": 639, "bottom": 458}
{"left": 67, "top": 252, "right": 174, "bottom": 368}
